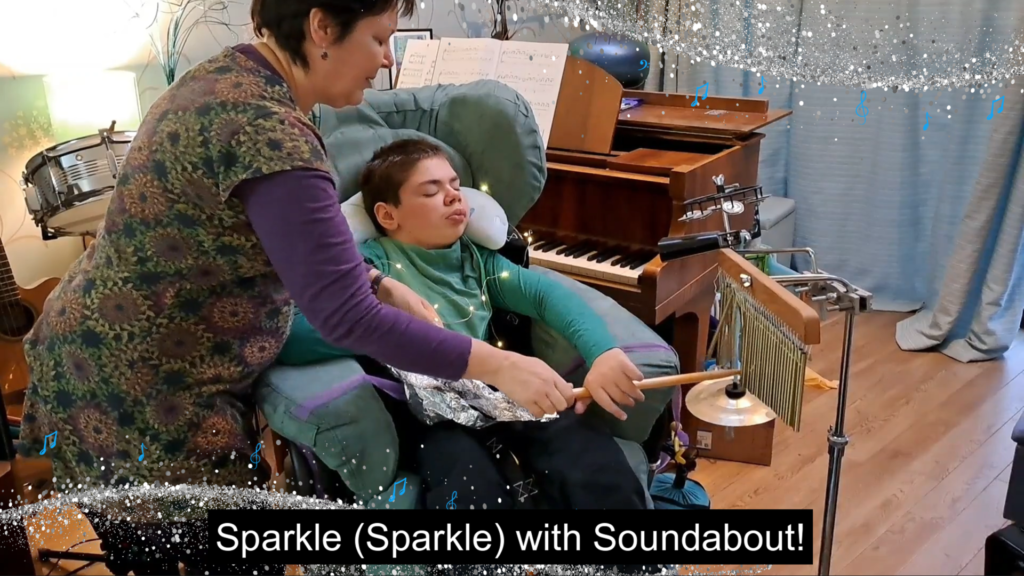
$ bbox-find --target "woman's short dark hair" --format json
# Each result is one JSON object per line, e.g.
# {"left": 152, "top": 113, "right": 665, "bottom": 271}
{"left": 251, "top": 0, "right": 415, "bottom": 68}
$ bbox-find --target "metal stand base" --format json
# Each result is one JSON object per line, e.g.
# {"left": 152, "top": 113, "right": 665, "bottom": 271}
{"left": 817, "top": 311, "right": 856, "bottom": 576}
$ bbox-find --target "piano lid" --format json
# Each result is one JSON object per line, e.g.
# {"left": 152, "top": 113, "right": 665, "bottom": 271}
{"left": 618, "top": 89, "right": 793, "bottom": 141}
{"left": 548, "top": 57, "right": 792, "bottom": 154}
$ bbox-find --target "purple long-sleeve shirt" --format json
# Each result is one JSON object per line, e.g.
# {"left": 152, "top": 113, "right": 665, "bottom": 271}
{"left": 230, "top": 45, "right": 472, "bottom": 380}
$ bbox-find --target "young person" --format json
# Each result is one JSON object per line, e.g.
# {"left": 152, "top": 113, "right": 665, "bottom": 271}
{"left": 281, "top": 139, "right": 650, "bottom": 510}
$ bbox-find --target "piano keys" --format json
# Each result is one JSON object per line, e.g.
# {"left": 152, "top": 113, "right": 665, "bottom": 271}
{"left": 526, "top": 234, "right": 654, "bottom": 286}
{"left": 521, "top": 56, "right": 791, "bottom": 375}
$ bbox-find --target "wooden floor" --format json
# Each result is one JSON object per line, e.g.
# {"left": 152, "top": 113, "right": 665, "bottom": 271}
{"left": 699, "top": 312, "right": 1022, "bottom": 576}
{"left": 24, "top": 312, "right": 1022, "bottom": 576}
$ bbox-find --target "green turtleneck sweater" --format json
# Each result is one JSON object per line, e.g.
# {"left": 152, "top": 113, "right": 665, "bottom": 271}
{"left": 280, "top": 237, "right": 618, "bottom": 368}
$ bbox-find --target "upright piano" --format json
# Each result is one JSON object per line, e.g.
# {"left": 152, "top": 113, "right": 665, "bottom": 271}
{"left": 521, "top": 57, "right": 791, "bottom": 373}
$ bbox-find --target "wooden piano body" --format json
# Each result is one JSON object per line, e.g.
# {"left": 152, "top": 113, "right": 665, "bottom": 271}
{"left": 521, "top": 57, "right": 792, "bottom": 380}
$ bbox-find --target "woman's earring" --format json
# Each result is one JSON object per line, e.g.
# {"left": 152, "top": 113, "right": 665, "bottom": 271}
{"left": 320, "top": 47, "right": 329, "bottom": 61}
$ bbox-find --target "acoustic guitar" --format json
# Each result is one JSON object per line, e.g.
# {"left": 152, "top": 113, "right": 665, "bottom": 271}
{"left": 0, "top": 238, "right": 59, "bottom": 425}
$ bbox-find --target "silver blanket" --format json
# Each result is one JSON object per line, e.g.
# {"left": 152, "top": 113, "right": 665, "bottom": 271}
{"left": 388, "top": 366, "right": 558, "bottom": 428}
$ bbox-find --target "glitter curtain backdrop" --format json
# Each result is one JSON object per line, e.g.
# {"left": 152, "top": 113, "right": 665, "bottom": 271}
{"left": 538, "top": 0, "right": 1024, "bottom": 90}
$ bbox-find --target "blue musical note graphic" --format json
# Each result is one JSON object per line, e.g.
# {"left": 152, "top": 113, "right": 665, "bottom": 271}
{"left": 988, "top": 96, "right": 1005, "bottom": 120}
{"left": 691, "top": 82, "right": 709, "bottom": 107}
{"left": 923, "top": 112, "right": 930, "bottom": 131}
{"left": 250, "top": 442, "right": 262, "bottom": 466}
{"left": 758, "top": 76, "right": 765, "bottom": 95}
{"left": 638, "top": 59, "right": 648, "bottom": 71}
{"left": 855, "top": 90, "right": 869, "bottom": 125}
{"left": 446, "top": 491, "right": 458, "bottom": 510}
{"left": 39, "top": 431, "right": 57, "bottom": 456}
{"left": 389, "top": 477, "right": 407, "bottom": 502}
{"left": 138, "top": 443, "right": 145, "bottom": 462}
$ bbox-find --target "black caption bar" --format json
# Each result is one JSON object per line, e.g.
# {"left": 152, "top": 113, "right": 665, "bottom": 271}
{"left": 207, "top": 510, "right": 813, "bottom": 565}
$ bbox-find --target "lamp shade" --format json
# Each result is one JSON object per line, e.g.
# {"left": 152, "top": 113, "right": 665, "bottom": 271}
{"left": 44, "top": 70, "right": 142, "bottom": 143}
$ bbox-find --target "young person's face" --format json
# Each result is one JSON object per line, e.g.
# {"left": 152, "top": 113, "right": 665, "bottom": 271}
{"left": 373, "top": 156, "right": 469, "bottom": 249}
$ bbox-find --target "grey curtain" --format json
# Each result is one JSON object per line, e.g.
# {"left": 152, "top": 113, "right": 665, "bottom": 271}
{"left": 895, "top": 89, "right": 1024, "bottom": 361}
{"left": 650, "top": 0, "right": 1024, "bottom": 361}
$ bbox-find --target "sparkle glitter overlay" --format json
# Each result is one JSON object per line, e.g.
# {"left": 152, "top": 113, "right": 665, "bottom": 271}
{"left": 0, "top": 484, "right": 771, "bottom": 575}
{"left": 538, "top": 0, "right": 1024, "bottom": 91}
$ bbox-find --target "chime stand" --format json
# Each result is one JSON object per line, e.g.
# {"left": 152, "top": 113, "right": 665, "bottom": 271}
{"left": 770, "top": 272, "right": 870, "bottom": 576}
{"left": 659, "top": 176, "right": 873, "bottom": 575}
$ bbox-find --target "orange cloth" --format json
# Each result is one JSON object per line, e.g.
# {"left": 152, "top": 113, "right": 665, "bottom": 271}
{"left": 805, "top": 367, "right": 838, "bottom": 390}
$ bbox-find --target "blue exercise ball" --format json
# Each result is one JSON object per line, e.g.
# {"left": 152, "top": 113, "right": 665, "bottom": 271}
{"left": 568, "top": 32, "right": 651, "bottom": 89}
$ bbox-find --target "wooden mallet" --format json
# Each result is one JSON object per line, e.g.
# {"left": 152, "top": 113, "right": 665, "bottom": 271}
{"left": 573, "top": 369, "right": 741, "bottom": 399}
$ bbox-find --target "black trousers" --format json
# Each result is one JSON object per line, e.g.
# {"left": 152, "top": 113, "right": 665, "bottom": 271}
{"left": 380, "top": 391, "right": 647, "bottom": 511}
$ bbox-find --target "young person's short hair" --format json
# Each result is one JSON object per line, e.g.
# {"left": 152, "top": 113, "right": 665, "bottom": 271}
{"left": 359, "top": 139, "right": 451, "bottom": 235}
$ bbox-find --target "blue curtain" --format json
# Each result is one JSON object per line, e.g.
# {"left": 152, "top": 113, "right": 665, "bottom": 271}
{"left": 658, "top": 0, "right": 1024, "bottom": 361}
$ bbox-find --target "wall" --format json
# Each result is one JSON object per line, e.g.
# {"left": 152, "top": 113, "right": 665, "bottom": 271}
{"left": 0, "top": 1, "right": 255, "bottom": 286}
{"left": 0, "top": 0, "right": 601, "bottom": 286}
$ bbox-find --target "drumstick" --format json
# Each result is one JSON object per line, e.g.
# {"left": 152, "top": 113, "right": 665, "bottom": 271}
{"left": 572, "top": 369, "right": 741, "bottom": 399}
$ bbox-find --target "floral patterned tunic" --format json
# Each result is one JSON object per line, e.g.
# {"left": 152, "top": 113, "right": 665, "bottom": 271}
{"left": 17, "top": 47, "right": 330, "bottom": 489}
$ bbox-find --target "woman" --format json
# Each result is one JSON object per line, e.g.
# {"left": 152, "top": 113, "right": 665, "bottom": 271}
{"left": 18, "top": 0, "right": 574, "bottom": 493}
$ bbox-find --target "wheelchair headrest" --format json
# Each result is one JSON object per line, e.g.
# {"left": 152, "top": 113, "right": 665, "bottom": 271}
{"left": 318, "top": 80, "right": 547, "bottom": 226}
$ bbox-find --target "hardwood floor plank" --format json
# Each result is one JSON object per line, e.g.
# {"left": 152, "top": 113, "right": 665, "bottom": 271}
{"left": 896, "top": 474, "right": 1010, "bottom": 575}
{"left": 788, "top": 368, "right": 1024, "bottom": 575}
{"left": 958, "top": 547, "right": 985, "bottom": 576}
{"left": 843, "top": 415, "right": 1019, "bottom": 574}
{"left": 25, "top": 504, "right": 109, "bottom": 575}
{"left": 998, "top": 461, "right": 1014, "bottom": 483}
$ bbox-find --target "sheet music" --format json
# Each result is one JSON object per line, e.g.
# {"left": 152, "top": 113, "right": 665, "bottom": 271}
{"left": 395, "top": 39, "right": 440, "bottom": 89}
{"left": 493, "top": 42, "right": 568, "bottom": 147}
{"left": 431, "top": 38, "right": 502, "bottom": 86}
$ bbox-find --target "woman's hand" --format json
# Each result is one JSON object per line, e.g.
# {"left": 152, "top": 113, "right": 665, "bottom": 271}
{"left": 491, "top": 353, "right": 576, "bottom": 418}
{"left": 576, "top": 348, "right": 645, "bottom": 420}
{"left": 376, "top": 275, "right": 444, "bottom": 327}
{"left": 464, "top": 341, "right": 574, "bottom": 418}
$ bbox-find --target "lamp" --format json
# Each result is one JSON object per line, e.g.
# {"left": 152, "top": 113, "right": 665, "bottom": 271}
{"left": 43, "top": 70, "right": 142, "bottom": 142}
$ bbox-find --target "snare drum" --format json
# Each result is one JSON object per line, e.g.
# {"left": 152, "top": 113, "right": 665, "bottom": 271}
{"left": 21, "top": 130, "right": 135, "bottom": 236}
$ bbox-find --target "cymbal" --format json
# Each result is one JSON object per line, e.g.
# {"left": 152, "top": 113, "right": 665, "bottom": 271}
{"left": 685, "top": 376, "right": 777, "bottom": 427}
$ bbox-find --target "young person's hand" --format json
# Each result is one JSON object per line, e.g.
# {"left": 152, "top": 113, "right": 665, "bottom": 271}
{"left": 377, "top": 276, "right": 444, "bottom": 327}
{"left": 576, "top": 348, "right": 645, "bottom": 420}
{"left": 486, "top": 352, "right": 575, "bottom": 418}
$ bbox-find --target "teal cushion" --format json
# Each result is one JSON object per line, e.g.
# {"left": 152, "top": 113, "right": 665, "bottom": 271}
{"left": 320, "top": 81, "right": 545, "bottom": 225}
{"left": 255, "top": 360, "right": 401, "bottom": 500}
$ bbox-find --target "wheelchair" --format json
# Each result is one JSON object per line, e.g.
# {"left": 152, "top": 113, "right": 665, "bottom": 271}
{"left": 254, "top": 79, "right": 686, "bottom": 513}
